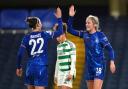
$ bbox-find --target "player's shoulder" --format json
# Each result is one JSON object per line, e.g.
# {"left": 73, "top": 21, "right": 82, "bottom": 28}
{"left": 97, "top": 31, "right": 106, "bottom": 37}
{"left": 41, "top": 30, "right": 53, "bottom": 37}
{"left": 80, "top": 30, "right": 87, "bottom": 33}
{"left": 82, "top": 30, "right": 89, "bottom": 35}
{"left": 22, "top": 33, "right": 30, "bottom": 39}
{"left": 97, "top": 31, "right": 103, "bottom": 34}
{"left": 97, "top": 31, "right": 108, "bottom": 41}
{"left": 42, "top": 30, "right": 51, "bottom": 34}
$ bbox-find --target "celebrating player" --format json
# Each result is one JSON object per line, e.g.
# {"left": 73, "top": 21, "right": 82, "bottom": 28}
{"left": 16, "top": 7, "right": 63, "bottom": 89}
{"left": 67, "top": 5, "right": 116, "bottom": 89}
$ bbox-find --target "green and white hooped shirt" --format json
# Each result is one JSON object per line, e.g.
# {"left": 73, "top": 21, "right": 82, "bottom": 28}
{"left": 56, "top": 40, "right": 76, "bottom": 76}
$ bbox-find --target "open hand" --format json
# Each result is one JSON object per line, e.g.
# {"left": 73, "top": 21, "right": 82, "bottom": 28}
{"left": 55, "top": 7, "right": 62, "bottom": 18}
{"left": 69, "top": 5, "right": 76, "bottom": 16}
{"left": 16, "top": 68, "right": 23, "bottom": 77}
{"left": 110, "top": 60, "right": 116, "bottom": 74}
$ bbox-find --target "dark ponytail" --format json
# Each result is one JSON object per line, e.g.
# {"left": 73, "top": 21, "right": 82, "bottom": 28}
{"left": 26, "top": 17, "right": 38, "bottom": 29}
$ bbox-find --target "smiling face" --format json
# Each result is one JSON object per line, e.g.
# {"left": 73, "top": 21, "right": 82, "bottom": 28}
{"left": 85, "top": 15, "right": 99, "bottom": 32}
{"left": 86, "top": 18, "right": 96, "bottom": 32}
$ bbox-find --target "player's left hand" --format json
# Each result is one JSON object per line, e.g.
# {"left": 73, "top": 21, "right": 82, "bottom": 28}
{"left": 55, "top": 7, "right": 62, "bottom": 18}
{"left": 110, "top": 60, "right": 116, "bottom": 74}
{"left": 67, "top": 74, "right": 73, "bottom": 80}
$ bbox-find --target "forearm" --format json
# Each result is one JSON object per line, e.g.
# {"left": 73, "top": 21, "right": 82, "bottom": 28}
{"left": 70, "top": 55, "right": 76, "bottom": 75}
{"left": 105, "top": 44, "right": 115, "bottom": 60}
{"left": 54, "top": 61, "right": 59, "bottom": 78}
{"left": 68, "top": 16, "right": 82, "bottom": 37}
{"left": 53, "top": 18, "right": 63, "bottom": 38}
{"left": 16, "top": 46, "right": 25, "bottom": 69}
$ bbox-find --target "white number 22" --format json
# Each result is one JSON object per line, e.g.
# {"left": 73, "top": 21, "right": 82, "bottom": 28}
{"left": 29, "top": 38, "right": 44, "bottom": 55}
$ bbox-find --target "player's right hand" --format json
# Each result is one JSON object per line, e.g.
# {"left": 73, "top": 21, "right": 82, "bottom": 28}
{"left": 69, "top": 5, "right": 76, "bottom": 17}
{"left": 16, "top": 68, "right": 23, "bottom": 77}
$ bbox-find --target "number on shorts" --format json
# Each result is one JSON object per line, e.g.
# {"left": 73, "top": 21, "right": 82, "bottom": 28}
{"left": 96, "top": 67, "right": 102, "bottom": 75}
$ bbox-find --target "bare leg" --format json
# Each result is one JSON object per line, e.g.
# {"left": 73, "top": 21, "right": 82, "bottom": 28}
{"left": 62, "top": 85, "right": 70, "bottom": 89}
{"left": 60, "top": 85, "right": 70, "bottom": 89}
{"left": 93, "top": 79, "right": 103, "bottom": 89}
{"left": 27, "top": 85, "right": 35, "bottom": 89}
{"left": 86, "top": 80, "right": 94, "bottom": 89}
{"left": 58, "top": 86, "right": 62, "bottom": 89}
{"left": 35, "top": 86, "right": 45, "bottom": 89}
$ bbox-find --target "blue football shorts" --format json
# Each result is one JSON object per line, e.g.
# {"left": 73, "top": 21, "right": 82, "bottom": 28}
{"left": 85, "top": 64, "right": 106, "bottom": 80}
{"left": 24, "top": 64, "right": 48, "bottom": 87}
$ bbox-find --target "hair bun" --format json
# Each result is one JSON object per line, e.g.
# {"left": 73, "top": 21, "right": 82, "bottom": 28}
{"left": 25, "top": 17, "right": 38, "bottom": 28}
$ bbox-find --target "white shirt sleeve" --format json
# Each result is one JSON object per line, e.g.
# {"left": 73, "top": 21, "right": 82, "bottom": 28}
{"left": 69, "top": 43, "right": 76, "bottom": 76}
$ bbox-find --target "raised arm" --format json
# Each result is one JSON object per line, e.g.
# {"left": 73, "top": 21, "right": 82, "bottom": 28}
{"left": 52, "top": 7, "right": 63, "bottom": 38}
{"left": 68, "top": 5, "right": 84, "bottom": 38}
